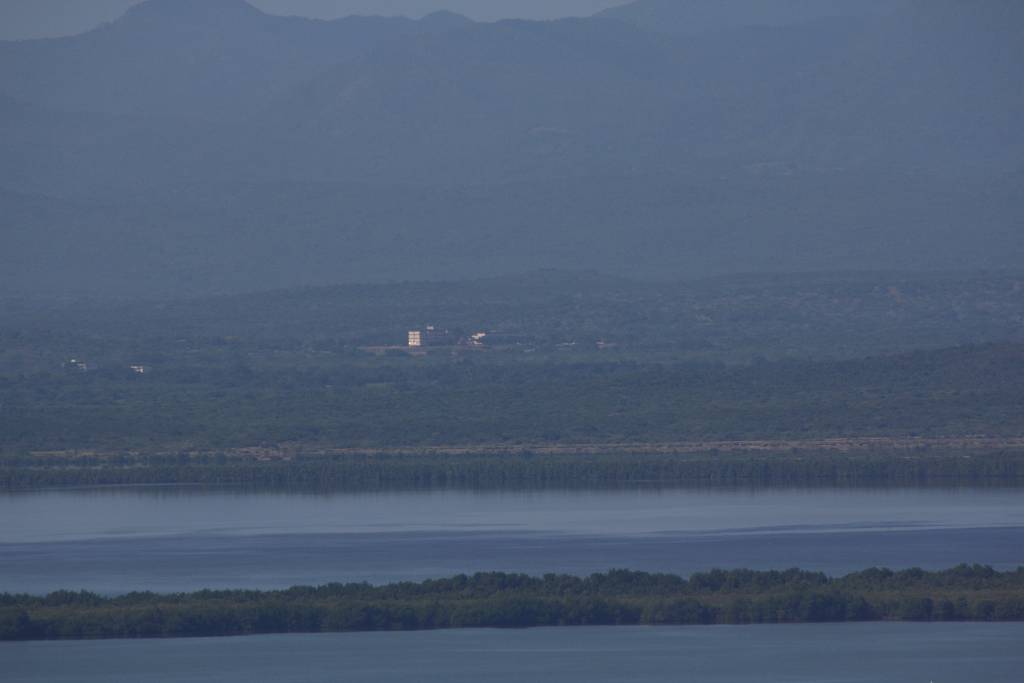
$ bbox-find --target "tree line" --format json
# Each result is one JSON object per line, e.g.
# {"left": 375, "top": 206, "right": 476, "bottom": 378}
{"left": 3, "top": 565, "right": 1022, "bottom": 641}
{"left": 3, "top": 448, "right": 1024, "bottom": 491}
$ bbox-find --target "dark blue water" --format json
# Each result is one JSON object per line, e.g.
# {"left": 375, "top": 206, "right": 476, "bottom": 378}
{"left": 2, "top": 487, "right": 1022, "bottom": 594}
{"left": 4, "top": 525, "right": 1023, "bottom": 595}
{"left": 4, "top": 623, "right": 1023, "bottom": 682}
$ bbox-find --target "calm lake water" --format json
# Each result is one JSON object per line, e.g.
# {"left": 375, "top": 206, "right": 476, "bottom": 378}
{"left": 2, "top": 487, "right": 1022, "bottom": 594}
{"left": 4, "top": 623, "right": 1023, "bottom": 682}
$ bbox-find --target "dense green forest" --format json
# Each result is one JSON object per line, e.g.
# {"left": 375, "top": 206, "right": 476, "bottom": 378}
{"left": 3, "top": 566, "right": 1022, "bottom": 641}
{"left": 2, "top": 272, "right": 1022, "bottom": 489}
{"left": 0, "top": 342, "right": 1021, "bottom": 453}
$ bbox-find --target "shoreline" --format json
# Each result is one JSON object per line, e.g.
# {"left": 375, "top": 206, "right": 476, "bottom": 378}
{"left": 4, "top": 566, "right": 1023, "bottom": 642}
{"left": 4, "top": 445, "right": 1024, "bottom": 491}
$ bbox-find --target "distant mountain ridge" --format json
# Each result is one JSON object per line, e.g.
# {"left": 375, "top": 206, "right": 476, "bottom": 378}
{"left": 122, "top": 0, "right": 261, "bottom": 23}
{"left": 600, "top": 0, "right": 901, "bottom": 33}
{"left": 0, "top": 0, "right": 474, "bottom": 120}
{"left": 0, "top": 0, "right": 1021, "bottom": 297}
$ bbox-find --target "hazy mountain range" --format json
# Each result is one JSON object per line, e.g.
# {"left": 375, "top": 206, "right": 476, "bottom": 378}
{"left": 600, "top": 0, "right": 900, "bottom": 33}
{"left": 1, "top": 0, "right": 1021, "bottom": 297}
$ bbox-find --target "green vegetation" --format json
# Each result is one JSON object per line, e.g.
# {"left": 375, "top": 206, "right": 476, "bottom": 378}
{"left": 3, "top": 566, "right": 1022, "bottom": 641}
{"left": 4, "top": 271, "right": 1023, "bottom": 370}
{"left": 4, "top": 448, "right": 1024, "bottom": 491}
{"left": 3, "top": 273, "right": 1022, "bottom": 489}
{"left": 1, "top": 343, "right": 1022, "bottom": 454}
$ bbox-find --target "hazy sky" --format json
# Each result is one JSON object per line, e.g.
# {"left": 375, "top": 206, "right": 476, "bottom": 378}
{"left": 0, "top": 0, "right": 633, "bottom": 40}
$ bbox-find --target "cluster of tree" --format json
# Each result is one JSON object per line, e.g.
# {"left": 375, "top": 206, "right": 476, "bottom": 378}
{"left": 1, "top": 342, "right": 1022, "bottom": 454}
{"left": 3, "top": 566, "right": 1022, "bottom": 641}
{"left": 3, "top": 448, "right": 1023, "bottom": 491}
